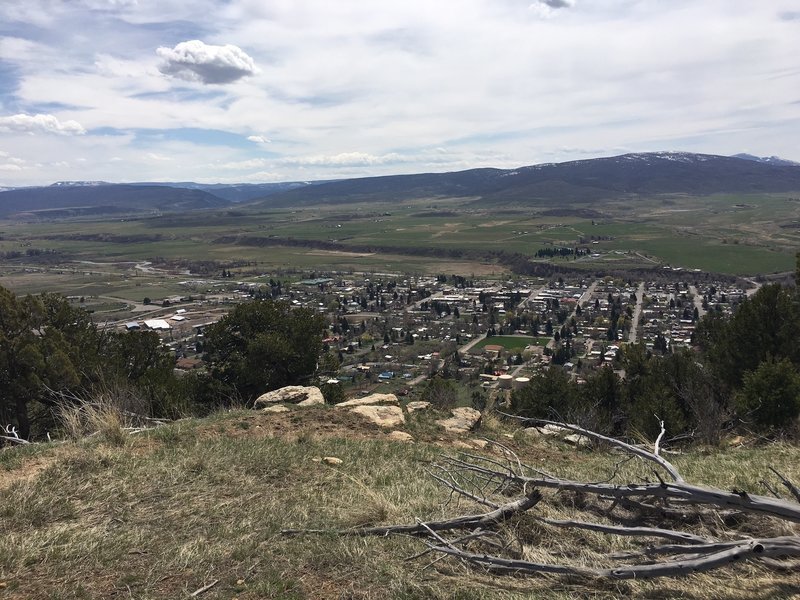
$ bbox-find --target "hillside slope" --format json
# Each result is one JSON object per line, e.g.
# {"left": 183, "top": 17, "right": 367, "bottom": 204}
{"left": 1, "top": 406, "right": 798, "bottom": 599}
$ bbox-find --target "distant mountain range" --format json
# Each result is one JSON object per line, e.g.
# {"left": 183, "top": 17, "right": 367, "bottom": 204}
{"left": 251, "top": 152, "right": 800, "bottom": 207}
{"left": 133, "top": 181, "right": 324, "bottom": 202}
{"left": 1, "top": 152, "right": 799, "bottom": 218}
{"left": 0, "top": 184, "right": 228, "bottom": 218}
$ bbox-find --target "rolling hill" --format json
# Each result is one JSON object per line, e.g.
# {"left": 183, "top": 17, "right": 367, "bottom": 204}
{"left": 0, "top": 184, "right": 230, "bottom": 218}
{"left": 252, "top": 152, "right": 800, "bottom": 207}
{"left": 3, "top": 152, "right": 800, "bottom": 218}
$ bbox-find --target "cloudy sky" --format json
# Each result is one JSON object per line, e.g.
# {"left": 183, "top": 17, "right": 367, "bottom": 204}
{"left": 1, "top": 0, "right": 799, "bottom": 186}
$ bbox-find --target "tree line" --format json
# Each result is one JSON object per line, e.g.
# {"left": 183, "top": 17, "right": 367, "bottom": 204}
{"left": 0, "top": 287, "right": 325, "bottom": 441}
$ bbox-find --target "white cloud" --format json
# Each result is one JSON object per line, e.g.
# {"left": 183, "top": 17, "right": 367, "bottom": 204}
{"left": 157, "top": 40, "right": 258, "bottom": 84}
{"left": 145, "top": 152, "right": 172, "bottom": 161}
{"left": 218, "top": 158, "right": 269, "bottom": 170}
{"left": 1, "top": 1, "right": 800, "bottom": 185}
{"left": 0, "top": 113, "right": 86, "bottom": 135}
{"left": 280, "top": 152, "right": 407, "bottom": 167}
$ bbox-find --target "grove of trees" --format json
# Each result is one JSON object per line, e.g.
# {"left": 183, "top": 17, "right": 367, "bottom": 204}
{"left": 0, "top": 286, "right": 176, "bottom": 439}
{"left": 0, "top": 287, "right": 326, "bottom": 441}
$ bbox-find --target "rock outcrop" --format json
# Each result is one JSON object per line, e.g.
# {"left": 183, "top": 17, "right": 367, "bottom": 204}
{"left": 335, "top": 393, "right": 398, "bottom": 408}
{"left": 405, "top": 401, "right": 431, "bottom": 414}
{"left": 253, "top": 385, "right": 325, "bottom": 408}
{"left": 436, "top": 407, "right": 481, "bottom": 434}
{"left": 349, "top": 405, "right": 405, "bottom": 428}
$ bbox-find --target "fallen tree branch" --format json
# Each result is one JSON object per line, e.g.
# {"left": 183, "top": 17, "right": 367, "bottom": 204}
{"left": 189, "top": 579, "right": 219, "bottom": 597}
{"left": 283, "top": 419, "right": 800, "bottom": 583}
{"left": 282, "top": 489, "right": 541, "bottom": 537}
{"left": 498, "top": 412, "right": 684, "bottom": 483}
{"left": 1, "top": 425, "right": 30, "bottom": 445}
{"left": 538, "top": 518, "right": 711, "bottom": 545}
{"left": 429, "top": 535, "right": 800, "bottom": 580}
{"left": 653, "top": 414, "right": 666, "bottom": 457}
{"left": 770, "top": 467, "right": 800, "bottom": 503}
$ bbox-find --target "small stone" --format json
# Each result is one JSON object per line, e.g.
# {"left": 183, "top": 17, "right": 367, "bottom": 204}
{"left": 541, "top": 424, "right": 570, "bottom": 436}
{"left": 469, "top": 439, "right": 489, "bottom": 449}
{"left": 387, "top": 431, "right": 414, "bottom": 443}
{"left": 262, "top": 405, "right": 290, "bottom": 413}
{"left": 405, "top": 400, "right": 432, "bottom": 414}
{"left": 322, "top": 456, "right": 343, "bottom": 465}
{"left": 564, "top": 433, "right": 591, "bottom": 448}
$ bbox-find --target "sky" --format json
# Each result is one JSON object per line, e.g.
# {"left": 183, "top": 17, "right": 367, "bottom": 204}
{"left": 1, "top": 0, "right": 799, "bottom": 187}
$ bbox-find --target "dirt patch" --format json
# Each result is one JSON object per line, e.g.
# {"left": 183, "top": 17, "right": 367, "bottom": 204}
{"left": 477, "top": 220, "right": 512, "bottom": 228}
{"left": 303, "top": 249, "right": 375, "bottom": 258}
{"left": 0, "top": 445, "right": 79, "bottom": 492}
{"left": 431, "top": 222, "right": 463, "bottom": 238}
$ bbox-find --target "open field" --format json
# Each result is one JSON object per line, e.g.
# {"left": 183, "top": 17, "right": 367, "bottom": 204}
{"left": 1, "top": 192, "right": 798, "bottom": 299}
{"left": 1, "top": 406, "right": 798, "bottom": 599}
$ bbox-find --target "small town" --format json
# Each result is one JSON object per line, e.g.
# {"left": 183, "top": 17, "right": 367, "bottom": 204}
{"left": 101, "top": 268, "right": 756, "bottom": 402}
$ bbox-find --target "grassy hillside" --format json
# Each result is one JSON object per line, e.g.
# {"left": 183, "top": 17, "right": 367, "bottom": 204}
{"left": 1, "top": 406, "right": 798, "bottom": 599}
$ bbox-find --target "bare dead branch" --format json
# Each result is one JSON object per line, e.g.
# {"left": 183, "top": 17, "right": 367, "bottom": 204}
{"left": 445, "top": 458, "right": 800, "bottom": 523}
{"left": 538, "top": 518, "right": 712, "bottom": 545}
{"left": 429, "top": 535, "right": 800, "bottom": 580}
{"left": 499, "top": 413, "right": 685, "bottom": 483}
{"left": 769, "top": 467, "right": 800, "bottom": 503}
{"left": 2, "top": 425, "right": 30, "bottom": 445}
{"left": 281, "top": 490, "right": 542, "bottom": 537}
{"left": 427, "top": 467, "right": 499, "bottom": 510}
{"left": 653, "top": 414, "right": 666, "bottom": 457}
{"left": 284, "top": 418, "right": 800, "bottom": 584}
{"left": 761, "top": 479, "right": 782, "bottom": 498}
{"left": 189, "top": 579, "right": 219, "bottom": 597}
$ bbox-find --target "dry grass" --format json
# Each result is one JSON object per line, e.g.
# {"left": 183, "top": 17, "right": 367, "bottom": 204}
{"left": 58, "top": 400, "right": 127, "bottom": 446}
{"left": 0, "top": 407, "right": 798, "bottom": 599}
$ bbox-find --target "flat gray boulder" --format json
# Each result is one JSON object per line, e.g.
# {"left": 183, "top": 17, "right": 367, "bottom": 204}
{"left": 335, "top": 393, "right": 398, "bottom": 408}
{"left": 436, "top": 407, "right": 481, "bottom": 434}
{"left": 253, "top": 385, "right": 325, "bottom": 408}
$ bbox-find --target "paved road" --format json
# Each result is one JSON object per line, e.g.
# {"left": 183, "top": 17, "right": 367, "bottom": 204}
{"left": 518, "top": 283, "right": 547, "bottom": 311}
{"left": 627, "top": 282, "right": 645, "bottom": 343}
{"left": 688, "top": 285, "right": 706, "bottom": 320}
{"left": 546, "top": 280, "right": 598, "bottom": 350}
